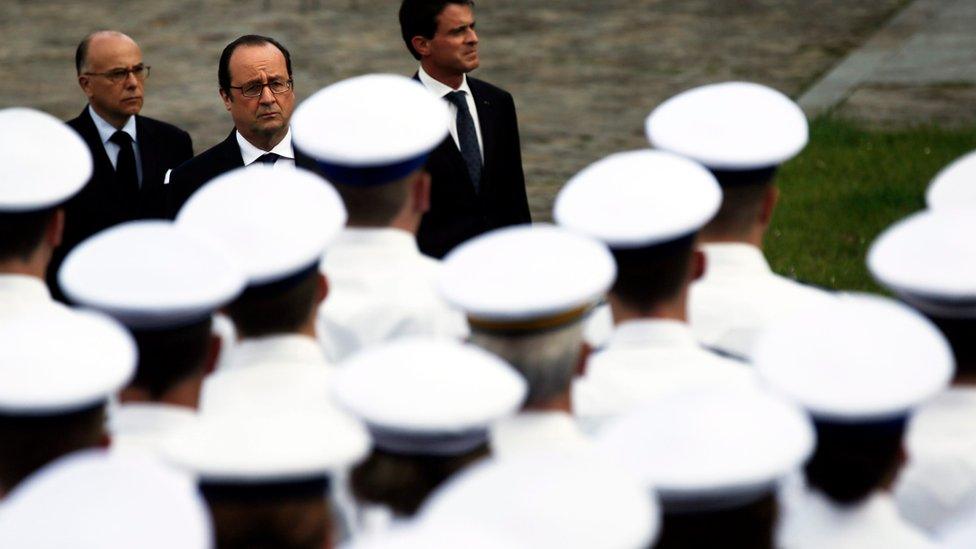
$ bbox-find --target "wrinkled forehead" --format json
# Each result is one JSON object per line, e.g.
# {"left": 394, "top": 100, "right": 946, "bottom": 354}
{"left": 86, "top": 33, "right": 143, "bottom": 71}
{"left": 228, "top": 43, "right": 289, "bottom": 84}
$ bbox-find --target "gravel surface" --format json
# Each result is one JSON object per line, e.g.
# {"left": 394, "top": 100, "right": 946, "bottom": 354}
{"left": 0, "top": 0, "right": 906, "bottom": 220}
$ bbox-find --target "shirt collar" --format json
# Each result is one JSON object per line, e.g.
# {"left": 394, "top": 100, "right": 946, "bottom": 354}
{"left": 0, "top": 274, "right": 52, "bottom": 302}
{"left": 89, "top": 105, "right": 137, "bottom": 145}
{"left": 701, "top": 243, "right": 772, "bottom": 277}
{"left": 606, "top": 319, "right": 700, "bottom": 350}
{"left": 224, "top": 333, "right": 326, "bottom": 371}
{"left": 332, "top": 228, "right": 419, "bottom": 253}
{"left": 236, "top": 127, "right": 295, "bottom": 166}
{"left": 417, "top": 65, "right": 472, "bottom": 98}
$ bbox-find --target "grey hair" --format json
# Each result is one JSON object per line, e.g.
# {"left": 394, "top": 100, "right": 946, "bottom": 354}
{"left": 469, "top": 322, "right": 584, "bottom": 408}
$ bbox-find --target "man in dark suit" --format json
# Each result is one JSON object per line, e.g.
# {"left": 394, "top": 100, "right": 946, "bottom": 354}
{"left": 53, "top": 31, "right": 193, "bottom": 300}
{"left": 400, "top": 0, "right": 531, "bottom": 258}
{"left": 167, "top": 35, "right": 318, "bottom": 217}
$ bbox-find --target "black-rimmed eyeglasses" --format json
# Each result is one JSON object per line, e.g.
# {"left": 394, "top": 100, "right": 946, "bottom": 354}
{"left": 228, "top": 79, "right": 294, "bottom": 98}
{"left": 84, "top": 65, "right": 150, "bottom": 84}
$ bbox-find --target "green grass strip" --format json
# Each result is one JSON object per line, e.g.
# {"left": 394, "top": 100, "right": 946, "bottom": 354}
{"left": 766, "top": 117, "right": 976, "bottom": 293}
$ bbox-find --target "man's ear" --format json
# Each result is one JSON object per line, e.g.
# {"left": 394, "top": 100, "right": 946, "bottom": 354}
{"left": 78, "top": 75, "right": 94, "bottom": 99}
{"left": 47, "top": 209, "right": 65, "bottom": 249}
{"left": 204, "top": 334, "right": 222, "bottom": 376}
{"left": 759, "top": 184, "right": 780, "bottom": 228}
{"left": 411, "top": 36, "right": 431, "bottom": 58}
{"left": 316, "top": 273, "right": 328, "bottom": 305}
{"left": 219, "top": 88, "right": 233, "bottom": 111}
{"left": 412, "top": 171, "right": 432, "bottom": 215}
{"left": 690, "top": 249, "right": 706, "bottom": 282}
{"left": 575, "top": 342, "right": 592, "bottom": 378}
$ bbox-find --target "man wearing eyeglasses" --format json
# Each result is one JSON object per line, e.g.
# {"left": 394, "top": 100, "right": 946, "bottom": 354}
{"left": 55, "top": 31, "right": 193, "bottom": 300}
{"left": 167, "top": 35, "right": 320, "bottom": 216}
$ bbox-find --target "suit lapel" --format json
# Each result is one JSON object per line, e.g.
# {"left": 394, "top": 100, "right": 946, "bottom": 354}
{"left": 470, "top": 81, "right": 495, "bottom": 196}
{"left": 135, "top": 115, "right": 161, "bottom": 192}
{"left": 76, "top": 108, "right": 115, "bottom": 182}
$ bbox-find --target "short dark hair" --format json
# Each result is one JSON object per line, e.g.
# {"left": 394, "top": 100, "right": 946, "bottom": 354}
{"left": 655, "top": 492, "right": 777, "bottom": 549}
{"left": 804, "top": 418, "right": 906, "bottom": 505}
{"left": 225, "top": 270, "right": 319, "bottom": 339}
{"left": 75, "top": 34, "right": 93, "bottom": 75}
{"left": 218, "top": 35, "right": 293, "bottom": 94}
{"left": 398, "top": 0, "right": 475, "bottom": 60}
{"left": 609, "top": 235, "right": 696, "bottom": 313}
{"left": 334, "top": 179, "right": 410, "bottom": 227}
{"left": 0, "top": 403, "right": 106, "bottom": 496}
{"left": 350, "top": 443, "right": 488, "bottom": 517}
{"left": 0, "top": 209, "right": 56, "bottom": 263}
{"left": 701, "top": 168, "right": 778, "bottom": 240}
{"left": 129, "top": 318, "right": 213, "bottom": 400}
{"left": 928, "top": 316, "right": 976, "bottom": 380}
{"left": 206, "top": 496, "right": 330, "bottom": 549}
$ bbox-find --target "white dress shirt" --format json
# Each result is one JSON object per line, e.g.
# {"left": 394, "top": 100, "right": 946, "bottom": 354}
{"left": 780, "top": 489, "right": 935, "bottom": 548}
{"left": 0, "top": 274, "right": 67, "bottom": 321}
{"left": 490, "top": 411, "right": 592, "bottom": 459}
{"left": 200, "top": 334, "right": 334, "bottom": 413}
{"left": 417, "top": 66, "right": 484, "bottom": 158}
{"left": 109, "top": 402, "right": 196, "bottom": 457}
{"left": 572, "top": 319, "right": 756, "bottom": 433}
{"left": 236, "top": 127, "right": 296, "bottom": 170}
{"left": 896, "top": 387, "right": 976, "bottom": 533}
{"left": 89, "top": 105, "right": 143, "bottom": 185}
{"left": 317, "top": 228, "right": 468, "bottom": 363}
{"left": 689, "top": 243, "right": 834, "bottom": 360}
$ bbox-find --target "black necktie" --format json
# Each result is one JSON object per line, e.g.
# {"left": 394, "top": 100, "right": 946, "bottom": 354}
{"left": 256, "top": 152, "right": 280, "bottom": 165}
{"left": 444, "top": 91, "right": 482, "bottom": 192}
{"left": 109, "top": 130, "right": 138, "bottom": 192}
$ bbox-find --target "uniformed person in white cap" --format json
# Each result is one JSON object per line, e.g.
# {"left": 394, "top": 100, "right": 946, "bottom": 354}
{"left": 646, "top": 82, "right": 833, "bottom": 360}
{"left": 753, "top": 295, "right": 950, "bottom": 548}
{"left": 554, "top": 150, "right": 755, "bottom": 431}
{"left": 58, "top": 220, "right": 245, "bottom": 456}
{"left": 164, "top": 407, "right": 369, "bottom": 549}
{"left": 438, "top": 224, "right": 614, "bottom": 457}
{"left": 926, "top": 150, "right": 976, "bottom": 210}
{"left": 332, "top": 337, "right": 526, "bottom": 532}
{"left": 0, "top": 306, "right": 135, "bottom": 496}
{"left": 598, "top": 385, "right": 814, "bottom": 549}
{"left": 868, "top": 209, "right": 976, "bottom": 533}
{"left": 0, "top": 108, "right": 91, "bottom": 318}
{"left": 0, "top": 449, "right": 212, "bottom": 548}
{"left": 292, "top": 74, "right": 468, "bottom": 363}
{"left": 415, "top": 452, "right": 659, "bottom": 549}
{"left": 175, "top": 165, "right": 346, "bottom": 412}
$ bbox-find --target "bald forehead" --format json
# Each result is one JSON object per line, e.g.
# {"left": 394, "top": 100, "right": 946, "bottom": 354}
{"left": 228, "top": 43, "right": 288, "bottom": 84}
{"left": 84, "top": 32, "right": 141, "bottom": 71}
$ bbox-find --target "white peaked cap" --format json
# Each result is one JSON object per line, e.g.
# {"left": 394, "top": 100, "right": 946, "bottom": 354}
{"left": 0, "top": 450, "right": 212, "bottom": 549}
{"left": 58, "top": 220, "right": 246, "bottom": 329}
{"left": 753, "top": 293, "right": 953, "bottom": 421}
{"left": 292, "top": 74, "right": 450, "bottom": 185}
{"left": 417, "top": 453, "right": 659, "bottom": 549}
{"left": 0, "top": 107, "right": 92, "bottom": 211}
{"left": 176, "top": 165, "right": 346, "bottom": 286}
{"left": 554, "top": 150, "right": 722, "bottom": 248}
{"left": 333, "top": 337, "right": 527, "bottom": 454}
{"left": 646, "top": 82, "right": 808, "bottom": 170}
{"left": 164, "top": 407, "right": 370, "bottom": 483}
{"left": 0, "top": 307, "right": 135, "bottom": 414}
{"left": 439, "top": 224, "right": 615, "bottom": 324}
{"left": 927, "top": 150, "right": 976, "bottom": 210}
{"left": 869, "top": 208, "right": 976, "bottom": 317}
{"left": 598, "top": 385, "right": 814, "bottom": 508}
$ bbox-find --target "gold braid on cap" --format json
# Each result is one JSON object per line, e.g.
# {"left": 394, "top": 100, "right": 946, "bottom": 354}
{"left": 467, "top": 304, "right": 593, "bottom": 335}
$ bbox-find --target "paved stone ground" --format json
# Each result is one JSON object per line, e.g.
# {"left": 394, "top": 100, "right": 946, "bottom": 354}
{"left": 0, "top": 0, "right": 906, "bottom": 220}
{"left": 800, "top": 0, "right": 976, "bottom": 129}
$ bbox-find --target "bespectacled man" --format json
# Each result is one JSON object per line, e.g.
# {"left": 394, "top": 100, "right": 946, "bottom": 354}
{"left": 55, "top": 31, "right": 193, "bottom": 301}
{"left": 166, "top": 34, "right": 320, "bottom": 217}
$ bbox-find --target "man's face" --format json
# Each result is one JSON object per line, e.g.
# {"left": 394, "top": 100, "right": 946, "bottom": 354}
{"left": 220, "top": 43, "right": 294, "bottom": 145}
{"left": 423, "top": 4, "right": 480, "bottom": 77}
{"left": 78, "top": 34, "right": 145, "bottom": 123}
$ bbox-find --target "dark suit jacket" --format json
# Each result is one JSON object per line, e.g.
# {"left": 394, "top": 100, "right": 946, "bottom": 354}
{"left": 166, "top": 129, "right": 320, "bottom": 218}
{"left": 51, "top": 107, "right": 193, "bottom": 299}
{"left": 414, "top": 76, "right": 532, "bottom": 258}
